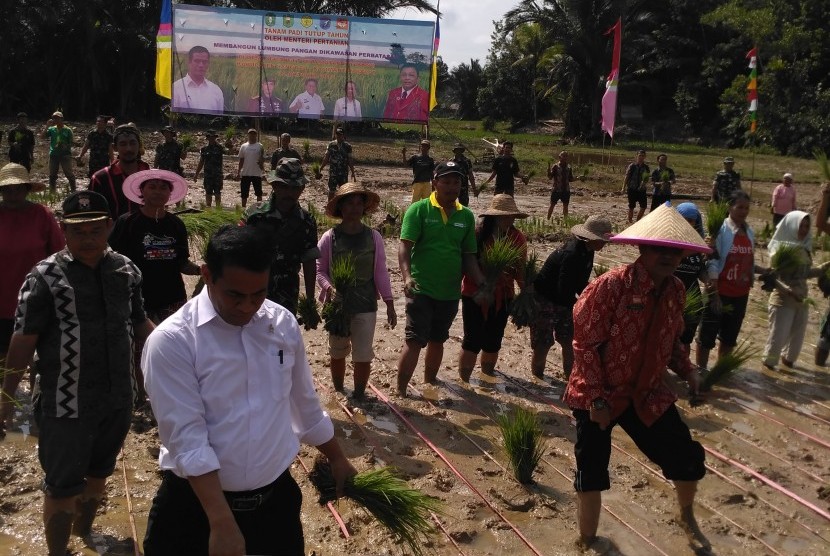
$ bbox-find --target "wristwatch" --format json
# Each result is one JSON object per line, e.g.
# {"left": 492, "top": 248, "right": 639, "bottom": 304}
{"left": 591, "top": 398, "right": 608, "bottom": 411}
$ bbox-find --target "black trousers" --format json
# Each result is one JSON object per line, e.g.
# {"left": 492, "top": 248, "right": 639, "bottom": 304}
{"left": 144, "top": 469, "right": 304, "bottom": 556}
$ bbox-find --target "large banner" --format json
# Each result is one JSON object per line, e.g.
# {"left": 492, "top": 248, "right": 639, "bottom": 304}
{"left": 171, "top": 4, "right": 435, "bottom": 124}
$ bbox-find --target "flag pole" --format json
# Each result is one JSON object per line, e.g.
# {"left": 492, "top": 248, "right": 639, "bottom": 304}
{"left": 746, "top": 46, "right": 759, "bottom": 197}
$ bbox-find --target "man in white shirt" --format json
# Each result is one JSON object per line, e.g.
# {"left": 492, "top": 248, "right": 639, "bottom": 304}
{"left": 172, "top": 46, "right": 225, "bottom": 113}
{"left": 236, "top": 129, "right": 264, "bottom": 207}
{"left": 142, "top": 225, "right": 356, "bottom": 556}
{"left": 289, "top": 78, "right": 326, "bottom": 119}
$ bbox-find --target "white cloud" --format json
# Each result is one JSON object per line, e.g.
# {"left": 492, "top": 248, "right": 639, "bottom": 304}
{"left": 389, "top": 1, "right": 517, "bottom": 68}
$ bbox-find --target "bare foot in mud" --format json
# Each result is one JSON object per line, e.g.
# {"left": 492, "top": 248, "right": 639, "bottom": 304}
{"left": 679, "top": 505, "right": 713, "bottom": 554}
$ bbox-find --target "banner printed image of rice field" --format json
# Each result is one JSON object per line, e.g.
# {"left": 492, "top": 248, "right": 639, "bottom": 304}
{"left": 171, "top": 4, "right": 435, "bottom": 123}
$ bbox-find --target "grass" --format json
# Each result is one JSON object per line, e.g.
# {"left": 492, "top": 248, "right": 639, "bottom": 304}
{"left": 496, "top": 406, "right": 546, "bottom": 484}
{"left": 321, "top": 253, "right": 357, "bottom": 337}
{"left": 509, "top": 252, "right": 539, "bottom": 329}
{"left": 309, "top": 458, "right": 442, "bottom": 556}
{"left": 705, "top": 201, "right": 730, "bottom": 238}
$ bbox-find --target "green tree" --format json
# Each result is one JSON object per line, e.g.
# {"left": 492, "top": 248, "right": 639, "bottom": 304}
{"left": 448, "top": 59, "right": 484, "bottom": 119}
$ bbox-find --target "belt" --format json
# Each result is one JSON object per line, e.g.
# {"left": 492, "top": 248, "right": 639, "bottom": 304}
{"left": 225, "top": 489, "right": 273, "bottom": 512}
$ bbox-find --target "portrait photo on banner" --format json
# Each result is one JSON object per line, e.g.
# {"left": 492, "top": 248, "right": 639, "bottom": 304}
{"left": 170, "top": 4, "right": 435, "bottom": 124}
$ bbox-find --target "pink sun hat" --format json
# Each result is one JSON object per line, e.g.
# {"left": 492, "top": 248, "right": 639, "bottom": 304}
{"left": 122, "top": 169, "right": 189, "bottom": 206}
{"left": 611, "top": 203, "right": 711, "bottom": 253}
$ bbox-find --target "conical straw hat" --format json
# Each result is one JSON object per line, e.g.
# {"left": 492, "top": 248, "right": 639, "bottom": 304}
{"left": 611, "top": 203, "right": 711, "bottom": 253}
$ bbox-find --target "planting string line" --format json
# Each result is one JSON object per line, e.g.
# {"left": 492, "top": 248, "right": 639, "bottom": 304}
{"left": 730, "top": 397, "right": 830, "bottom": 450}
{"left": 701, "top": 454, "right": 830, "bottom": 544}
{"left": 743, "top": 380, "right": 830, "bottom": 427}
{"left": 430, "top": 512, "right": 468, "bottom": 556}
{"left": 119, "top": 450, "right": 143, "bottom": 556}
{"left": 439, "top": 380, "right": 672, "bottom": 556}
{"left": 493, "top": 370, "right": 824, "bottom": 549}
{"left": 748, "top": 370, "right": 830, "bottom": 417}
{"left": 368, "top": 382, "right": 546, "bottom": 556}
{"left": 310, "top": 377, "right": 466, "bottom": 554}
{"left": 704, "top": 444, "right": 830, "bottom": 522}
{"left": 293, "top": 455, "right": 351, "bottom": 539}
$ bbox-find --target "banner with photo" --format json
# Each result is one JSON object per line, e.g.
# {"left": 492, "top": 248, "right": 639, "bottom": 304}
{"left": 171, "top": 4, "right": 435, "bottom": 124}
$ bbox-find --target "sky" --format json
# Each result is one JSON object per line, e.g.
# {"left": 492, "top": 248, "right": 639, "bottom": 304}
{"left": 389, "top": 1, "right": 519, "bottom": 69}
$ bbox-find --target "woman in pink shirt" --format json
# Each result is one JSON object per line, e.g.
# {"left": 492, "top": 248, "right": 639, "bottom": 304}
{"left": 770, "top": 172, "right": 796, "bottom": 226}
{"left": 0, "top": 164, "right": 64, "bottom": 364}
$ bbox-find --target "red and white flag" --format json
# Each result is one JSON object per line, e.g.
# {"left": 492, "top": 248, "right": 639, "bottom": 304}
{"left": 600, "top": 18, "right": 622, "bottom": 138}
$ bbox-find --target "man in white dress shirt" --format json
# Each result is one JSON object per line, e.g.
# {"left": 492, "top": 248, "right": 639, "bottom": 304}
{"left": 289, "top": 78, "right": 325, "bottom": 119}
{"left": 172, "top": 46, "right": 225, "bottom": 113}
{"left": 142, "top": 225, "right": 356, "bottom": 556}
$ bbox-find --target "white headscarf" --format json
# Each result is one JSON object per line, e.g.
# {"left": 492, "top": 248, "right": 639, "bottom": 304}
{"left": 768, "top": 210, "right": 812, "bottom": 256}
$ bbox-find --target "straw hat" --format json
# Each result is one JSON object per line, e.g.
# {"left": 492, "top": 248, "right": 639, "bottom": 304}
{"left": 571, "top": 215, "right": 613, "bottom": 242}
{"left": 481, "top": 194, "right": 529, "bottom": 219}
{"left": 325, "top": 183, "right": 380, "bottom": 218}
{"left": 0, "top": 163, "right": 45, "bottom": 192}
{"left": 611, "top": 204, "right": 711, "bottom": 253}
{"left": 122, "top": 169, "right": 189, "bottom": 206}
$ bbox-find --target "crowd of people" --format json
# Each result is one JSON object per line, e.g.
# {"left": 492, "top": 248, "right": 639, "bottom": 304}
{"left": 0, "top": 119, "right": 826, "bottom": 555}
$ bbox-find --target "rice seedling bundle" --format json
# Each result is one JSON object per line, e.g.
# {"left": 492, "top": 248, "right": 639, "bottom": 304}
{"left": 496, "top": 407, "right": 546, "bottom": 484}
{"left": 478, "top": 235, "right": 523, "bottom": 287}
{"left": 705, "top": 201, "right": 729, "bottom": 238}
{"left": 179, "top": 208, "right": 244, "bottom": 256}
{"left": 321, "top": 254, "right": 356, "bottom": 337}
{"left": 309, "top": 458, "right": 442, "bottom": 556}
{"left": 509, "top": 252, "right": 539, "bottom": 328}
{"left": 297, "top": 294, "right": 320, "bottom": 330}
{"left": 178, "top": 133, "right": 194, "bottom": 152}
{"left": 700, "top": 341, "right": 758, "bottom": 391}
{"left": 683, "top": 285, "right": 708, "bottom": 318}
{"left": 770, "top": 244, "right": 809, "bottom": 275}
{"left": 593, "top": 262, "right": 610, "bottom": 278}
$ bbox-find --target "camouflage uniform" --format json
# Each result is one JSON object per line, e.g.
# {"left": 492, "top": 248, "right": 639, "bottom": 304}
{"left": 85, "top": 130, "right": 113, "bottom": 178}
{"left": 325, "top": 140, "right": 352, "bottom": 193}
{"left": 199, "top": 143, "right": 225, "bottom": 194}
{"left": 155, "top": 141, "right": 184, "bottom": 175}
{"left": 242, "top": 199, "right": 319, "bottom": 315}
{"left": 713, "top": 170, "right": 741, "bottom": 203}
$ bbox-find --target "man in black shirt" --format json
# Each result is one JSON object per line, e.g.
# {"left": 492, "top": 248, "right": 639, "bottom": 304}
{"left": 482, "top": 140, "right": 520, "bottom": 195}
{"left": 7, "top": 112, "right": 35, "bottom": 171}
{"left": 622, "top": 149, "right": 649, "bottom": 223}
{"left": 270, "top": 133, "right": 303, "bottom": 170}
{"left": 530, "top": 216, "right": 612, "bottom": 379}
{"left": 77, "top": 116, "right": 114, "bottom": 178}
{"left": 403, "top": 139, "right": 435, "bottom": 203}
{"left": 451, "top": 143, "right": 477, "bottom": 206}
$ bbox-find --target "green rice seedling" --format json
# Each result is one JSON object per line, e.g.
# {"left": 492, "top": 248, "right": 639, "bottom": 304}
{"left": 509, "top": 252, "right": 539, "bottom": 328}
{"left": 478, "top": 235, "right": 523, "bottom": 287}
{"left": 178, "top": 132, "right": 194, "bottom": 152}
{"left": 321, "top": 254, "right": 356, "bottom": 337}
{"left": 179, "top": 207, "right": 245, "bottom": 256}
{"left": 692, "top": 342, "right": 758, "bottom": 405}
{"left": 309, "top": 458, "right": 442, "bottom": 556}
{"left": 302, "top": 139, "right": 312, "bottom": 161}
{"left": 593, "top": 263, "right": 610, "bottom": 278}
{"left": 814, "top": 148, "right": 830, "bottom": 182}
{"left": 381, "top": 199, "right": 402, "bottom": 219}
{"left": 310, "top": 161, "right": 321, "bottom": 180}
{"left": 684, "top": 286, "right": 708, "bottom": 319}
{"left": 771, "top": 244, "right": 809, "bottom": 275}
{"left": 757, "top": 221, "right": 773, "bottom": 242}
{"left": 297, "top": 294, "right": 321, "bottom": 331}
{"left": 705, "top": 201, "right": 730, "bottom": 238}
{"left": 496, "top": 406, "right": 546, "bottom": 484}
{"left": 223, "top": 124, "right": 236, "bottom": 143}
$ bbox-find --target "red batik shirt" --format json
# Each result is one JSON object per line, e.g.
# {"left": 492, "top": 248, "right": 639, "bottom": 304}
{"left": 563, "top": 260, "right": 695, "bottom": 426}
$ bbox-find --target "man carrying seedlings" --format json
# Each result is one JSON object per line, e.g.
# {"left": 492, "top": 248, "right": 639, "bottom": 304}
{"left": 319, "top": 127, "right": 355, "bottom": 201}
{"left": 1, "top": 191, "right": 154, "bottom": 556}
{"left": 402, "top": 139, "right": 435, "bottom": 204}
{"left": 622, "top": 149, "right": 649, "bottom": 223}
{"left": 396, "top": 161, "right": 487, "bottom": 396}
{"left": 530, "top": 216, "right": 612, "bottom": 379}
{"left": 564, "top": 204, "right": 711, "bottom": 553}
{"left": 193, "top": 130, "right": 225, "bottom": 208}
{"left": 481, "top": 140, "right": 520, "bottom": 196}
{"left": 142, "top": 225, "right": 356, "bottom": 556}
{"left": 242, "top": 158, "right": 318, "bottom": 316}
{"left": 8, "top": 111, "right": 36, "bottom": 171}
{"left": 650, "top": 153, "right": 676, "bottom": 212}
{"left": 41, "top": 111, "right": 77, "bottom": 192}
{"left": 547, "top": 150, "right": 576, "bottom": 219}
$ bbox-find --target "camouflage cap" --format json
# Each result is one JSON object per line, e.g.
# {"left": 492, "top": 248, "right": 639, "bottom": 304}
{"left": 267, "top": 158, "right": 308, "bottom": 188}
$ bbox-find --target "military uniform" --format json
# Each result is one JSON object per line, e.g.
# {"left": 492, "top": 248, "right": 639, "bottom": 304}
{"left": 155, "top": 141, "right": 184, "bottom": 175}
{"left": 85, "top": 130, "right": 113, "bottom": 177}
{"left": 325, "top": 140, "right": 352, "bottom": 193}
{"left": 713, "top": 170, "right": 741, "bottom": 203}
{"left": 199, "top": 143, "right": 225, "bottom": 194}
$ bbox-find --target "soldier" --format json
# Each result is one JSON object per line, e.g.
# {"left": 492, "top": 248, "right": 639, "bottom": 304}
{"left": 711, "top": 156, "right": 741, "bottom": 203}
{"left": 451, "top": 143, "right": 477, "bottom": 206}
{"left": 8, "top": 112, "right": 35, "bottom": 171}
{"left": 153, "top": 126, "right": 186, "bottom": 176}
{"left": 77, "top": 116, "right": 114, "bottom": 178}
{"left": 194, "top": 130, "right": 225, "bottom": 208}
{"left": 319, "top": 128, "right": 355, "bottom": 201}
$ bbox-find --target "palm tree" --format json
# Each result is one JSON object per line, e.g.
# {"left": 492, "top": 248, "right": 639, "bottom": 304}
{"left": 510, "top": 23, "right": 562, "bottom": 124}
{"left": 503, "top": 0, "right": 652, "bottom": 137}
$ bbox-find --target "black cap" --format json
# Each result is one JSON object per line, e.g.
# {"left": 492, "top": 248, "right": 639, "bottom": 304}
{"left": 433, "top": 161, "right": 466, "bottom": 179}
{"left": 335, "top": 127, "right": 344, "bottom": 134}
{"left": 206, "top": 129, "right": 219, "bottom": 137}
{"left": 62, "top": 191, "right": 110, "bottom": 223}
{"left": 162, "top": 126, "right": 176, "bottom": 134}
{"left": 16, "top": 112, "right": 27, "bottom": 118}
{"left": 452, "top": 142, "right": 465, "bottom": 151}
